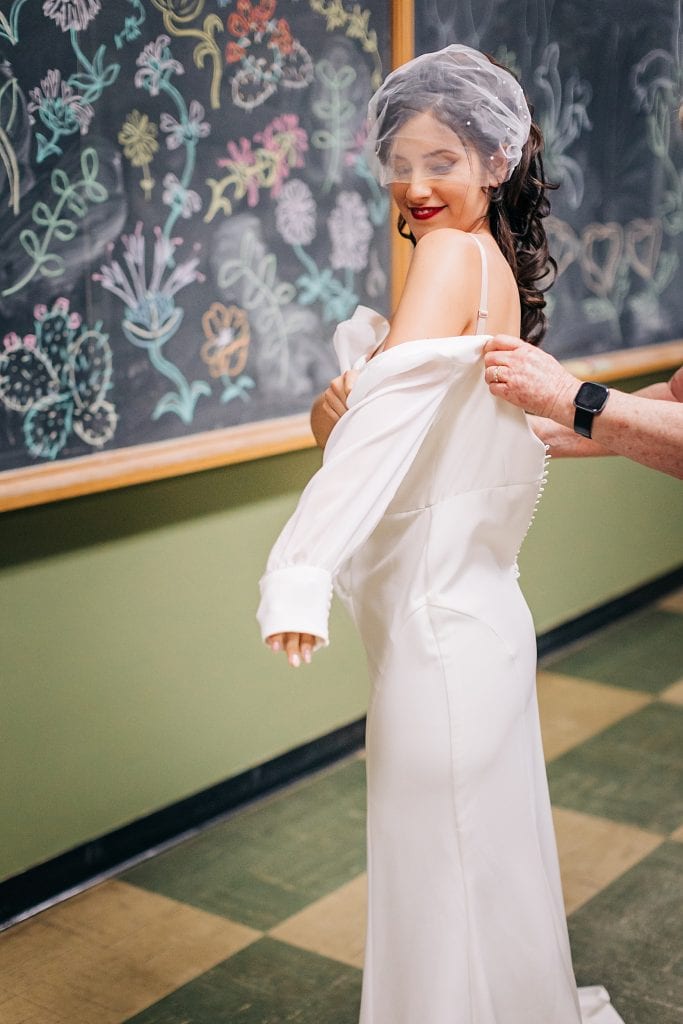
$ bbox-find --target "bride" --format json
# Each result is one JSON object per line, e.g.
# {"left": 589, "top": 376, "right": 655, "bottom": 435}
{"left": 258, "top": 43, "right": 625, "bottom": 1024}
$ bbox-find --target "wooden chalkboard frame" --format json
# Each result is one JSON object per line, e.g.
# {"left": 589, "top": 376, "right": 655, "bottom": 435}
{"left": 0, "top": 1, "right": 680, "bottom": 513}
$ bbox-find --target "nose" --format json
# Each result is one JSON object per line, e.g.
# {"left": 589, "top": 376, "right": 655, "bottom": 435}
{"left": 404, "top": 175, "right": 432, "bottom": 203}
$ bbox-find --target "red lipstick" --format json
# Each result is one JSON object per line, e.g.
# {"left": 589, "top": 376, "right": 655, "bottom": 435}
{"left": 409, "top": 206, "right": 446, "bottom": 221}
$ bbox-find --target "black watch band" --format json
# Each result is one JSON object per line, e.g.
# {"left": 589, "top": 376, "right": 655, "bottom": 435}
{"left": 573, "top": 381, "right": 610, "bottom": 439}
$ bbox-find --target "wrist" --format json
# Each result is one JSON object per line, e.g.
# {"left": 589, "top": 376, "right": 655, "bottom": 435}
{"left": 573, "top": 381, "right": 610, "bottom": 439}
{"left": 547, "top": 376, "right": 580, "bottom": 429}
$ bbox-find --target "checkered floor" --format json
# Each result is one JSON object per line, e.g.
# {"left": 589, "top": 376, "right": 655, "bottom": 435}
{"left": 2, "top": 593, "right": 682, "bottom": 1024}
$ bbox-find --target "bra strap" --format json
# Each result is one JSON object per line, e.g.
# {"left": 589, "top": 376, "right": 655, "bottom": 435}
{"left": 470, "top": 234, "right": 489, "bottom": 334}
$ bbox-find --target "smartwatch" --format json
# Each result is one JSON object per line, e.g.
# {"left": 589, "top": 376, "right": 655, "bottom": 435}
{"left": 573, "top": 381, "right": 610, "bottom": 438}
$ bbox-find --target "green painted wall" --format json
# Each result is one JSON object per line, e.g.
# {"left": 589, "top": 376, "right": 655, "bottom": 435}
{"left": 1, "top": 428, "right": 682, "bottom": 881}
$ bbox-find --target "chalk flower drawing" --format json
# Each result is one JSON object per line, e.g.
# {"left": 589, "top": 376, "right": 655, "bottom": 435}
{"left": 328, "top": 191, "right": 372, "bottom": 272}
{"left": 119, "top": 110, "right": 158, "bottom": 164}
{"left": 162, "top": 171, "right": 201, "bottom": 217}
{"left": 275, "top": 179, "right": 317, "bottom": 246}
{"left": 27, "top": 68, "right": 94, "bottom": 136}
{"left": 119, "top": 109, "right": 158, "bottom": 198}
{"left": 0, "top": 296, "right": 116, "bottom": 460}
{"left": 200, "top": 302, "right": 256, "bottom": 404}
{"left": 160, "top": 98, "right": 210, "bottom": 150}
{"left": 206, "top": 114, "right": 308, "bottom": 220}
{"left": 134, "top": 34, "right": 184, "bottom": 96}
{"left": 93, "top": 222, "right": 209, "bottom": 422}
{"left": 224, "top": 0, "right": 313, "bottom": 109}
{"left": 43, "top": 0, "right": 101, "bottom": 32}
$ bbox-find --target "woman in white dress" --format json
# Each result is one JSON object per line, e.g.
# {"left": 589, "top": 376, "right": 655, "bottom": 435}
{"left": 257, "top": 45, "right": 624, "bottom": 1024}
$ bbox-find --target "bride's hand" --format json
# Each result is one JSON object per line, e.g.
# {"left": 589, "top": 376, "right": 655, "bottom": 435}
{"left": 266, "top": 632, "right": 320, "bottom": 667}
{"left": 310, "top": 370, "right": 359, "bottom": 448}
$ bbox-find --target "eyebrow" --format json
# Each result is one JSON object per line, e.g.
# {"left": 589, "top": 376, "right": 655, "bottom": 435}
{"left": 393, "top": 148, "right": 458, "bottom": 161}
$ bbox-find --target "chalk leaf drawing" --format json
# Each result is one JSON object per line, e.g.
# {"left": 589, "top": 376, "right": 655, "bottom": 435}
{"left": 309, "top": 0, "right": 382, "bottom": 89}
{"left": 0, "top": 296, "right": 117, "bottom": 460}
{"left": 534, "top": 43, "right": 592, "bottom": 209}
{"left": 218, "top": 227, "right": 311, "bottom": 387}
{"left": 2, "top": 146, "right": 108, "bottom": 298}
{"left": 200, "top": 301, "right": 255, "bottom": 404}
{"left": 114, "top": 0, "right": 147, "bottom": 51}
{"left": 0, "top": 0, "right": 30, "bottom": 47}
{"left": 632, "top": 44, "right": 683, "bottom": 235}
{"left": 311, "top": 60, "right": 357, "bottom": 192}
{"left": 93, "top": 222, "right": 210, "bottom": 423}
{"left": 0, "top": 67, "right": 24, "bottom": 215}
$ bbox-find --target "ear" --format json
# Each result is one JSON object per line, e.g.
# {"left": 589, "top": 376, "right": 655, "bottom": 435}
{"left": 486, "top": 146, "right": 509, "bottom": 186}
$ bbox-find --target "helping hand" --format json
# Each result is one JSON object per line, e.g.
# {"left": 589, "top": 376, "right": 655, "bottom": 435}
{"left": 482, "top": 335, "right": 578, "bottom": 421}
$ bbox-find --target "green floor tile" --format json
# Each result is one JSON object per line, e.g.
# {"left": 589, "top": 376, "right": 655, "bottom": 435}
{"left": 123, "top": 937, "right": 362, "bottom": 1024}
{"left": 548, "top": 703, "right": 683, "bottom": 833}
{"left": 569, "top": 842, "right": 683, "bottom": 1024}
{"left": 122, "top": 758, "right": 367, "bottom": 929}
{"left": 545, "top": 609, "right": 683, "bottom": 693}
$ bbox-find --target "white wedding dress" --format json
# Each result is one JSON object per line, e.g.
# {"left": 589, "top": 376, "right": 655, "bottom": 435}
{"left": 257, "top": 238, "right": 624, "bottom": 1024}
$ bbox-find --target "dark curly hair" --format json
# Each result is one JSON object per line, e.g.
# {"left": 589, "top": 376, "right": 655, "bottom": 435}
{"left": 389, "top": 58, "right": 557, "bottom": 345}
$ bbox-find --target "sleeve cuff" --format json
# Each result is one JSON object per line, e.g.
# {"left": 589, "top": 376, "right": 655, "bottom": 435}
{"left": 257, "top": 566, "right": 333, "bottom": 648}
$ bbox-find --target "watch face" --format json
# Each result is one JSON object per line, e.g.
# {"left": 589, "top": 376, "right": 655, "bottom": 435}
{"left": 575, "top": 381, "right": 609, "bottom": 413}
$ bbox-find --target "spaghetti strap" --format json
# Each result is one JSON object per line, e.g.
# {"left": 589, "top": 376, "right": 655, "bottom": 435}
{"left": 470, "top": 234, "right": 489, "bottom": 335}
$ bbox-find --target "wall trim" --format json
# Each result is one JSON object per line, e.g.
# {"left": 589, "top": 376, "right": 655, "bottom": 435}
{"left": 2, "top": 564, "right": 681, "bottom": 931}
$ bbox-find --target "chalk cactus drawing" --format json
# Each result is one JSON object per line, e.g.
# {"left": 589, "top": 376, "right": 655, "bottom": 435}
{"left": 0, "top": 296, "right": 117, "bottom": 459}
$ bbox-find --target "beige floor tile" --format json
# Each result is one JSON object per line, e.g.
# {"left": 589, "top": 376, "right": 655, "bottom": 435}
{"left": 0, "top": 880, "right": 261, "bottom": 1023}
{"left": 537, "top": 671, "right": 652, "bottom": 761}
{"left": 0, "top": 994, "right": 71, "bottom": 1024}
{"left": 659, "top": 678, "right": 683, "bottom": 705}
{"left": 552, "top": 806, "right": 664, "bottom": 914}
{"left": 269, "top": 873, "right": 367, "bottom": 969}
{"left": 658, "top": 588, "right": 683, "bottom": 614}
{"left": 670, "top": 824, "right": 683, "bottom": 842}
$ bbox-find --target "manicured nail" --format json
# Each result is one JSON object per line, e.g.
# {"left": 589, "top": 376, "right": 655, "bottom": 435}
{"left": 302, "top": 648, "right": 312, "bottom": 664}
{"left": 290, "top": 653, "right": 301, "bottom": 668}
{"left": 271, "top": 640, "right": 281, "bottom": 651}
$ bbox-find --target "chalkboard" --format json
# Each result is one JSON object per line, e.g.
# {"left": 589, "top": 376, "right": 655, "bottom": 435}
{"left": 0, "top": 0, "right": 391, "bottom": 478}
{"left": 415, "top": 0, "right": 683, "bottom": 359}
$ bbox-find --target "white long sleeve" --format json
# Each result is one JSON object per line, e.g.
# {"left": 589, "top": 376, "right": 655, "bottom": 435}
{"left": 256, "top": 317, "right": 484, "bottom": 646}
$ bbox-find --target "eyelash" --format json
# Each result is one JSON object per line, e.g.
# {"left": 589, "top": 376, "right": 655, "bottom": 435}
{"left": 392, "top": 162, "right": 456, "bottom": 178}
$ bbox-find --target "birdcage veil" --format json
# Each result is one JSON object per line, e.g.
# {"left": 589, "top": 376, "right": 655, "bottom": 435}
{"left": 365, "top": 44, "right": 532, "bottom": 187}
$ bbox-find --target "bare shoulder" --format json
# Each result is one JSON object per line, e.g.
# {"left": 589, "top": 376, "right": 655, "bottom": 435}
{"left": 411, "top": 228, "right": 479, "bottom": 273}
{"left": 383, "top": 229, "right": 482, "bottom": 349}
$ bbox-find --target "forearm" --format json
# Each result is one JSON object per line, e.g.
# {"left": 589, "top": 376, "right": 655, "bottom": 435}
{"left": 529, "top": 417, "right": 613, "bottom": 458}
{"left": 538, "top": 390, "right": 683, "bottom": 478}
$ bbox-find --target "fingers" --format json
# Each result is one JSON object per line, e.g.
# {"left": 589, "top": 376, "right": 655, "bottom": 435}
{"left": 482, "top": 334, "right": 524, "bottom": 355}
{"left": 266, "top": 633, "right": 318, "bottom": 667}
{"left": 324, "top": 379, "right": 348, "bottom": 418}
{"left": 341, "top": 369, "right": 359, "bottom": 396}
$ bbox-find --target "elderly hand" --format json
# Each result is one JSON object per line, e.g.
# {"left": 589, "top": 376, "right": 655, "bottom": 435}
{"left": 482, "top": 335, "right": 579, "bottom": 423}
{"left": 266, "top": 632, "right": 320, "bottom": 668}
